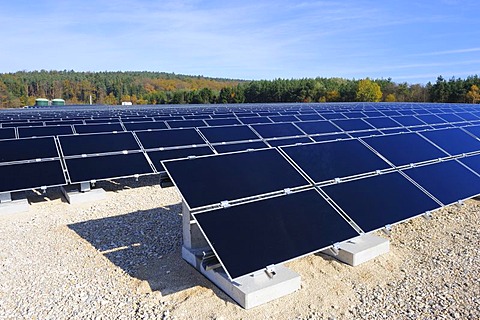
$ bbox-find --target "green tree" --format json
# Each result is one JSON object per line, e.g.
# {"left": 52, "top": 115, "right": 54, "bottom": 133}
{"left": 356, "top": 79, "right": 382, "bottom": 102}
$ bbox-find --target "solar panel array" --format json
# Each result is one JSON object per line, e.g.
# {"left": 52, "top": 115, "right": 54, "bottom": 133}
{"left": 2, "top": 102, "right": 480, "bottom": 278}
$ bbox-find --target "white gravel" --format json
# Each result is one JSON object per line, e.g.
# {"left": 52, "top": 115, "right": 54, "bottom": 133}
{"left": 0, "top": 177, "right": 478, "bottom": 319}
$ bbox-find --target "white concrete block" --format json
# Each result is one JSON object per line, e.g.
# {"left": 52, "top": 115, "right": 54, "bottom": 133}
{"left": 0, "top": 198, "right": 30, "bottom": 216}
{"left": 61, "top": 186, "right": 107, "bottom": 205}
{"left": 323, "top": 234, "right": 390, "bottom": 266}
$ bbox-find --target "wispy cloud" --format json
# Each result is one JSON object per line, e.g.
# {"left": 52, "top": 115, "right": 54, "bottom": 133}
{"left": 413, "top": 48, "right": 480, "bottom": 57}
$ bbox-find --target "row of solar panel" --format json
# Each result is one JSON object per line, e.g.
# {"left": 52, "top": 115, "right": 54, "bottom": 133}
{"left": 1, "top": 112, "right": 480, "bottom": 142}
{"left": 163, "top": 141, "right": 480, "bottom": 280}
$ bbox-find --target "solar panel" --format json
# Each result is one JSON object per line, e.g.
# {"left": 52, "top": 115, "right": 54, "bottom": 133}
{"left": 363, "top": 117, "right": 401, "bottom": 129}
{"left": 391, "top": 115, "right": 425, "bottom": 126}
{"left": 0, "top": 160, "right": 66, "bottom": 193}
{"left": 0, "top": 137, "right": 59, "bottom": 163}
{"left": 239, "top": 117, "right": 272, "bottom": 124}
{"left": 167, "top": 119, "right": 206, "bottom": 128}
{"left": 251, "top": 123, "right": 304, "bottom": 138}
{"left": 266, "top": 137, "right": 312, "bottom": 147}
{"left": 136, "top": 128, "right": 206, "bottom": 149}
{"left": 18, "top": 125, "right": 74, "bottom": 138}
{"left": 212, "top": 141, "right": 268, "bottom": 153}
{"left": 66, "top": 153, "right": 154, "bottom": 183}
{"left": 419, "top": 128, "right": 480, "bottom": 155}
{"left": 462, "top": 125, "right": 480, "bottom": 138}
{"left": 311, "top": 133, "right": 350, "bottom": 142}
{"left": 403, "top": 160, "right": 480, "bottom": 205}
{"left": 415, "top": 114, "right": 447, "bottom": 125}
{"left": 348, "top": 130, "right": 383, "bottom": 138}
{"left": 163, "top": 148, "right": 310, "bottom": 209}
{"left": 322, "top": 172, "right": 440, "bottom": 232}
{"left": 75, "top": 123, "right": 124, "bottom": 134}
{"left": 199, "top": 125, "right": 259, "bottom": 143}
{"left": 363, "top": 132, "right": 448, "bottom": 167}
{"left": 0, "top": 128, "right": 16, "bottom": 140}
{"left": 268, "top": 115, "right": 299, "bottom": 123}
{"left": 194, "top": 189, "right": 359, "bottom": 280}
{"left": 281, "top": 139, "right": 391, "bottom": 183}
{"left": 332, "top": 118, "right": 374, "bottom": 131}
{"left": 147, "top": 146, "right": 214, "bottom": 172}
{"left": 205, "top": 118, "right": 241, "bottom": 126}
{"left": 123, "top": 121, "right": 168, "bottom": 131}
{"left": 294, "top": 120, "right": 341, "bottom": 134}
{"left": 59, "top": 132, "right": 141, "bottom": 157}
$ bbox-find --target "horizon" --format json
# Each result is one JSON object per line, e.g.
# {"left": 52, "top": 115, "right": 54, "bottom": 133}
{"left": 1, "top": 1, "right": 479, "bottom": 84}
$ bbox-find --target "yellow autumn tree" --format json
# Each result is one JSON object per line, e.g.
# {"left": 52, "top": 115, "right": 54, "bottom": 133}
{"left": 356, "top": 79, "right": 382, "bottom": 102}
{"left": 466, "top": 84, "right": 480, "bottom": 103}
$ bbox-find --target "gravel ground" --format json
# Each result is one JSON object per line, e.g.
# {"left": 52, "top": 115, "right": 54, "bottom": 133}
{"left": 0, "top": 176, "right": 478, "bottom": 319}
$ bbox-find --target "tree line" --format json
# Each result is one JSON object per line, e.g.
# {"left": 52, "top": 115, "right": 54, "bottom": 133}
{"left": 0, "top": 70, "right": 479, "bottom": 108}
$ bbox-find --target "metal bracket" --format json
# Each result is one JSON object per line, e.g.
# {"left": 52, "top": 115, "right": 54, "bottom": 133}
{"left": 423, "top": 211, "right": 432, "bottom": 221}
{"left": 455, "top": 200, "right": 464, "bottom": 207}
{"left": 375, "top": 170, "right": 381, "bottom": 175}
{"left": 134, "top": 174, "right": 140, "bottom": 182}
{"left": 187, "top": 155, "right": 197, "bottom": 160}
{"left": 0, "top": 192, "right": 12, "bottom": 203}
{"left": 80, "top": 182, "right": 91, "bottom": 192}
{"left": 220, "top": 200, "right": 231, "bottom": 208}
{"left": 383, "top": 224, "right": 392, "bottom": 236}
{"left": 329, "top": 243, "right": 340, "bottom": 256}
{"left": 40, "top": 186, "right": 47, "bottom": 194}
{"left": 201, "top": 250, "right": 221, "bottom": 271}
{"left": 283, "top": 188, "right": 292, "bottom": 195}
{"left": 265, "top": 264, "right": 276, "bottom": 278}
{"left": 334, "top": 178, "right": 341, "bottom": 184}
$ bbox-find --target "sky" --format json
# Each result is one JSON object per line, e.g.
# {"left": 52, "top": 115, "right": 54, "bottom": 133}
{"left": 0, "top": 0, "right": 479, "bottom": 84}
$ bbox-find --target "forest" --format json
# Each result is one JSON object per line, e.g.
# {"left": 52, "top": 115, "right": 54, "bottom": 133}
{"left": 0, "top": 70, "right": 479, "bottom": 108}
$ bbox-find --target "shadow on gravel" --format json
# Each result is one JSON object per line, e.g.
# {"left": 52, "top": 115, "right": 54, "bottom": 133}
{"left": 67, "top": 203, "right": 216, "bottom": 297}
{"left": 96, "top": 175, "right": 162, "bottom": 193}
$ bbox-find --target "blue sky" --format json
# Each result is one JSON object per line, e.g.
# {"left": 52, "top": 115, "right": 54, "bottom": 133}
{"left": 0, "top": 0, "right": 479, "bottom": 83}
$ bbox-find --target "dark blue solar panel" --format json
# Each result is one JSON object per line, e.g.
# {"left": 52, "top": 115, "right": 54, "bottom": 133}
{"left": 251, "top": 123, "right": 304, "bottom": 138}
{"left": 205, "top": 118, "right": 241, "bottom": 126}
{"left": 199, "top": 125, "right": 259, "bottom": 143}
{"left": 363, "top": 111, "right": 384, "bottom": 117}
{"left": 281, "top": 139, "right": 391, "bottom": 183}
{"left": 364, "top": 117, "right": 401, "bottom": 129}
{"left": 266, "top": 136, "right": 312, "bottom": 147}
{"left": 0, "top": 160, "right": 66, "bottom": 193}
{"left": 458, "top": 154, "right": 480, "bottom": 175}
{"left": 294, "top": 120, "right": 341, "bottom": 134}
{"left": 438, "top": 113, "right": 464, "bottom": 123}
{"left": 322, "top": 172, "right": 440, "bottom": 232}
{"left": 462, "top": 125, "right": 480, "bottom": 139}
{"left": 212, "top": 141, "right": 268, "bottom": 153}
{"left": 455, "top": 112, "right": 479, "bottom": 121}
{"left": 0, "top": 137, "right": 59, "bottom": 162}
{"left": 75, "top": 123, "right": 124, "bottom": 134}
{"left": 136, "top": 128, "right": 206, "bottom": 149}
{"left": 391, "top": 115, "right": 425, "bottom": 126}
{"left": 18, "top": 125, "right": 73, "bottom": 138}
{"left": 296, "top": 114, "right": 323, "bottom": 121}
{"left": 0, "top": 128, "right": 16, "bottom": 140}
{"left": 342, "top": 112, "right": 366, "bottom": 119}
{"left": 66, "top": 153, "right": 154, "bottom": 183}
{"left": 123, "top": 121, "right": 168, "bottom": 131}
{"left": 3, "top": 121, "right": 44, "bottom": 128}
{"left": 239, "top": 117, "right": 272, "bottom": 124}
{"left": 147, "top": 146, "right": 214, "bottom": 172}
{"left": 420, "top": 128, "right": 480, "bottom": 155}
{"left": 363, "top": 133, "right": 448, "bottom": 167}
{"left": 59, "top": 132, "right": 141, "bottom": 157}
{"left": 415, "top": 114, "right": 446, "bottom": 125}
{"left": 194, "top": 189, "right": 359, "bottom": 280}
{"left": 321, "top": 113, "right": 347, "bottom": 120}
{"left": 163, "top": 148, "right": 309, "bottom": 208}
{"left": 403, "top": 160, "right": 480, "bottom": 205}
{"left": 332, "top": 119, "right": 374, "bottom": 131}
{"left": 381, "top": 110, "right": 402, "bottom": 116}
{"left": 269, "top": 115, "right": 299, "bottom": 123}
{"left": 167, "top": 119, "right": 206, "bottom": 128}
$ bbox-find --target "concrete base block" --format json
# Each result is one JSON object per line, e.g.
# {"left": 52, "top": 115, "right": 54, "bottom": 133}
{"left": 61, "top": 186, "right": 107, "bottom": 205}
{"left": 323, "top": 234, "right": 390, "bottom": 266}
{"left": 0, "top": 198, "right": 30, "bottom": 216}
{"left": 182, "top": 247, "right": 301, "bottom": 309}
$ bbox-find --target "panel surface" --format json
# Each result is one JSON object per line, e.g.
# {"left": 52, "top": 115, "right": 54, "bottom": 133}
{"left": 212, "top": 141, "right": 268, "bottom": 153}
{"left": 294, "top": 120, "right": 341, "bottom": 134}
{"left": 199, "top": 125, "right": 259, "bottom": 143}
{"left": 74, "top": 123, "right": 124, "bottom": 134}
{"left": 195, "top": 189, "right": 359, "bottom": 279}
{"left": 0, "top": 160, "right": 66, "bottom": 193}
{"left": 147, "top": 147, "right": 214, "bottom": 171}
{"left": 403, "top": 160, "right": 480, "bottom": 205}
{"left": 420, "top": 128, "right": 480, "bottom": 155}
{"left": 463, "top": 125, "right": 480, "bottom": 138}
{"left": 364, "top": 117, "right": 401, "bottom": 129}
{"left": 0, "top": 137, "right": 59, "bottom": 162}
{"left": 322, "top": 172, "right": 440, "bottom": 232}
{"left": 282, "top": 139, "right": 391, "bottom": 183}
{"left": 332, "top": 119, "right": 373, "bottom": 131}
{"left": 251, "top": 123, "right": 304, "bottom": 138}
{"left": 459, "top": 154, "right": 480, "bottom": 175}
{"left": 136, "top": 128, "right": 206, "bottom": 149}
{"left": 391, "top": 115, "right": 425, "bottom": 126}
{"left": 59, "top": 132, "right": 140, "bottom": 156}
{"left": 164, "top": 148, "right": 310, "bottom": 208}
{"left": 363, "top": 133, "right": 448, "bottom": 166}
{"left": 0, "top": 128, "right": 16, "bottom": 140}
{"left": 123, "top": 121, "right": 168, "bottom": 131}
{"left": 205, "top": 118, "right": 241, "bottom": 126}
{"left": 18, "top": 125, "right": 73, "bottom": 138}
{"left": 66, "top": 153, "right": 154, "bottom": 183}
{"left": 167, "top": 119, "right": 206, "bottom": 128}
